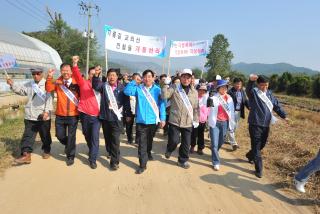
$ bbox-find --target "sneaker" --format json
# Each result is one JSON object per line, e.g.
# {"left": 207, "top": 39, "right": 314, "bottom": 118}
{"left": 255, "top": 171, "right": 263, "bottom": 178}
{"left": 42, "top": 152, "right": 50, "bottom": 159}
{"left": 110, "top": 163, "right": 119, "bottom": 171}
{"left": 213, "top": 165, "right": 220, "bottom": 171}
{"left": 89, "top": 161, "right": 97, "bottom": 169}
{"left": 135, "top": 167, "right": 146, "bottom": 174}
{"left": 66, "top": 158, "right": 74, "bottom": 166}
{"left": 165, "top": 151, "right": 171, "bottom": 159}
{"left": 294, "top": 179, "right": 306, "bottom": 193}
{"left": 177, "top": 161, "right": 190, "bottom": 169}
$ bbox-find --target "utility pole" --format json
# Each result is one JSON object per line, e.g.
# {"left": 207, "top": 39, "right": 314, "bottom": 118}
{"left": 79, "top": 1, "right": 100, "bottom": 79}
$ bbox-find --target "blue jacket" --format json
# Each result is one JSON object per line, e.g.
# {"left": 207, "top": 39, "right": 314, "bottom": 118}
{"left": 246, "top": 80, "right": 286, "bottom": 127}
{"left": 92, "top": 76, "right": 125, "bottom": 122}
{"left": 124, "top": 80, "right": 166, "bottom": 124}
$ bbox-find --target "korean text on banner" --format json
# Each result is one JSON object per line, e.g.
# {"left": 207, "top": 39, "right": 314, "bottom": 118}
{"left": 169, "top": 40, "right": 209, "bottom": 58}
{"left": 104, "top": 25, "right": 166, "bottom": 58}
{"left": 0, "top": 54, "right": 17, "bottom": 70}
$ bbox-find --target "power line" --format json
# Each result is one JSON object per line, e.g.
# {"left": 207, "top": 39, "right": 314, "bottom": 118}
{"left": 4, "top": 0, "right": 48, "bottom": 26}
{"left": 17, "top": 0, "right": 50, "bottom": 22}
{"left": 23, "top": 0, "right": 50, "bottom": 21}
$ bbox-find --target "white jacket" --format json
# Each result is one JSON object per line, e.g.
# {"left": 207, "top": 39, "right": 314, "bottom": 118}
{"left": 208, "top": 93, "right": 236, "bottom": 131}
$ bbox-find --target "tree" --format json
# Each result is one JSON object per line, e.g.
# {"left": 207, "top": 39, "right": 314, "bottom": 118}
{"left": 269, "top": 74, "right": 279, "bottom": 91}
{"left": 205, "top": 34, "right": 234, "bottom": 81}
{"left": 23, "top": 9, "right": 99, "bottom": 71}
{"left": 192, "top": 68, "right": 204, "bottom": 79}
{"left": 312, "top": 74, "right": 320, "bottom": 98}
{"left": 277, "top": 72, "right": 293, "bottom": 92}
{"left": 287, "top": 75, "right": 311, "bottom": 96}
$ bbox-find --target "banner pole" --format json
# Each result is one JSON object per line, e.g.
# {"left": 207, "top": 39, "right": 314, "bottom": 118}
{"left": 167, "top": 42, "right": 171, "bottom": 76}
{"left": 105, "top": 49, "right": 109, "bottom": 76}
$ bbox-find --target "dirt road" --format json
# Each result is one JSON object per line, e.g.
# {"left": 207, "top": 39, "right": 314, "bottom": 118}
{"left": 0, "top": 129, "right": 315, "bottom": 214}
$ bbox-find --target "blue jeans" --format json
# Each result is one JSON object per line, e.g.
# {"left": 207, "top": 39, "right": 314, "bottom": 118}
{"left": 210, "top": 121, "right": 228, "bottom": 165}
{"left": 295, "top": 150, "right": 320, "bottom": 183}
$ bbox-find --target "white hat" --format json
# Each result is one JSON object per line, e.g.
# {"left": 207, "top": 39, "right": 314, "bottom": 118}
{"left": 180, "top": 68, "right": 193, "bottom": 76}
{"left": 216, "top": 75, "right": 222, "bottom": 80}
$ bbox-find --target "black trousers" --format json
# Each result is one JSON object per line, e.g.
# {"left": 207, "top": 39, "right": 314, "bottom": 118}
{"left": 247, "top": 125, "right": 270, "bottom": 174}
{"left": 20, "top": 119, "right": 52, "bottom": 154}
{"left": 79, "top": 113, "right": 101, "bottom": 162}
{"left": 191, "top": 122, "right": 206, "bottom": 150}
{"left": 136, "top": 123, "right": 157, "bottom": 168}
{"left": 167, "top": 123, "right": 192, "bottom": 164}
{"left": 55, "top": 116, "right": 79, "bottom": 159}
{"left": 125, "top": 115, "right": 135, "bottom": 143}
{"left": 101, "top": 120, "right": 122, "bottom": 165}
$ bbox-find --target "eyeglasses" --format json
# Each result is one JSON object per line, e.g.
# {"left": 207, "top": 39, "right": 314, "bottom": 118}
{"left": 32, "top": 72, "right": 42, "bottom": 76}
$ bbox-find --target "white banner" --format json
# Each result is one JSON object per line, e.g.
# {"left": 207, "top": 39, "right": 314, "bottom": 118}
{"left": 169, "top": 40, "right": 209, "bottom": 58}
{"left": 104, "top": 25, "right": 166, "bottom": 58}
{"left": 0, "top": 54, "right": 17, "bottom": 70}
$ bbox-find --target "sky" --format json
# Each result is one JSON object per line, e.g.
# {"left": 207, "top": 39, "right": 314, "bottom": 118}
{"left": 1, "top": 0, "right": 320, "bottom": 71}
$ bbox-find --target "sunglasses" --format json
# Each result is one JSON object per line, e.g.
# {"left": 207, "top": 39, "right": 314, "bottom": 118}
{"left": 32, "top": 72, "right": 42, "bottom": 76}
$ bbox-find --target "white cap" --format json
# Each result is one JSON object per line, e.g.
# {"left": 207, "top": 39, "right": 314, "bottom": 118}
{"left": 180, "top": 68, "right": 193, "bottom": 76}
{"left": 216, "top": 75, "right": 222, "bottom": 80}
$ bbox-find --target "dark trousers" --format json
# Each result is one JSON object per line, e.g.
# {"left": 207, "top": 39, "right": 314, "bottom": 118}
{"left": 20, "top": 119, "right": 52, "bottom": 154}
{"left": 55, "top": 116, "right": 79, "bottom": 159}
{"left": 101, "top": 120, "right": 122, "bottom": 165}
{"left": 167, "top": 123, "right": 192, "bottom": 164}
{"left": 125, "top": 115, "right": 135, "bottom": 143}
{"left": 191, "top": 122, "right": 206, "bottom": 150}
{"left": 248, "top": 125, "right": 270, "bottom": 174}
{"left": 136, "top": 123, "right": 157, "bottom": 168}
{"left": 79, "top": 112, "right": 101, "bottom": 163}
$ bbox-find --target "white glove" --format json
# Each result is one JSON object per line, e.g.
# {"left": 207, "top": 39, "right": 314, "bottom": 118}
{"left": 164, "top": 77, "right": 171, "bottom": 85}
{"left": 192, "top": 121, "right": 199, "bottom": 128}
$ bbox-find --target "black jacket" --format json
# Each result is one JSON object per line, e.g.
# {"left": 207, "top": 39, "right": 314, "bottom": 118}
{"left": 92, "top": 76, "right": 125, "bottom": 122}
{"left": 228, "top": 87, "right": 250, "bottom": 119}
{"left": 246, "top": 80, "right": 286, "bottom": 127}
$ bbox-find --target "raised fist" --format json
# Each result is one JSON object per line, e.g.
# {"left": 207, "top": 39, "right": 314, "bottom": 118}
{"left": 249, "top": 74, "right": 258, "bottom": 81}
{"left": 47, "top": 69, "right": 55, "bottom": 78}
{"left": 72, "top": 56, "right": 80, "bottom": 66}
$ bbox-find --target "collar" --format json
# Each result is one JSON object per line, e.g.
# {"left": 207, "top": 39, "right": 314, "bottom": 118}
{"left": 63, "top": 78, "right": 72, "bottom": 85}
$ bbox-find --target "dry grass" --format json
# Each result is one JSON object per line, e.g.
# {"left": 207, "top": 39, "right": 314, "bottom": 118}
{"left": 233, "top": 105, "right": 320, "bottom": 212}
{"left": 0, "top": 118, "right": 24, "bottom": 176}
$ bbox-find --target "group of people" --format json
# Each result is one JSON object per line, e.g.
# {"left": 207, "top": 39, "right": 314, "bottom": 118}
{"left": 6, "top": 55, "right": 319, "bottom": 193}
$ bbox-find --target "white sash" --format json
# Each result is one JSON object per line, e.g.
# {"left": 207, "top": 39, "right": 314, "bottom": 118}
{"left": 59, "top": 85, "right": 79, "bottom": 106}
{"left": 93, "top": 89, "right": 101, "bottom": 110}
{"left": 105, "top": 83, "right": 122, "bottom": 121}
{"left": 254, "top": 88, "right": 278, "bottom": 124}
{"left": 177, "top": 84, "right": 193, "bottom": 121}
{"left": 217, "top": 95, "right": 231, "bottom": 118}
{"left": 141, "top": 84, "right": 160, "bottom": 123}
{"left": 32, "top": 83, "right": 46, "bottom": 101}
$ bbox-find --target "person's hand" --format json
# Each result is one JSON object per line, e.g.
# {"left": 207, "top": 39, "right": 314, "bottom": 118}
{"left": 72, "top": 56, "right": 79, "bottom": 66}
{"left": 126, "top": 117, "right": 132, "bottom": 123}
{"left": 6, "top": 78, "right": 13, "bottom": 86}
{"left": 47, "top": 69, "right": 55, "bottom": 78}
{"left": 160, "top": 121, "right": 166, "bottom": 128}
{"left": 43, "top": 112, "right": 50, "bottom": 121}
{"left": 164, "top": 77, "right": 171, "bottom": 85}
{"left": 284, "top": 117, "right": 290, "bottom": 125}
{"left": 192, "top": 121, "right": 199, "bottom": 128}
{"left": 249, "top": 74, "right": 258, "bottom": 81}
